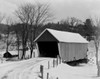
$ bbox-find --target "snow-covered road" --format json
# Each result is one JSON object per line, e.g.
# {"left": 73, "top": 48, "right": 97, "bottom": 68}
{"left": 0, "top": 58, "right": 52, "bottom": 79}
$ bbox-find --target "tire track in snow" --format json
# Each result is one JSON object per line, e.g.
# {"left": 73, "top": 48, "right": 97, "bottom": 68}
{"left": 9, "top": 59, "right": 41, "bottom": 79}
{"left": 1, "top": 58, "right": 52, "bottom": 79}
{"left": 19, "top": 59, "right": 51, "bottom": 79}
{"left": 18, "top": 61, "right": 40, "bottom": 79}
{"left": 1, "top": 58, "right": 42, "bottom": 79}
{"left": 16, "top": 58, "right": 52, "bottom": 79}
{"left": 7, "top": 62, "right": 38, "bottom": 79}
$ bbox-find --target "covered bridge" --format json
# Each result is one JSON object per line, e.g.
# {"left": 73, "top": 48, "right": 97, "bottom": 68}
{"left": 34, "top": 28, "right": 88, "bottom": 62}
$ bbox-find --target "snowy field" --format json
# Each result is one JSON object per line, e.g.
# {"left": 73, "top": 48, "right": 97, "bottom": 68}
{"left": 0, "top": 58, "right": 54, "bottom": 79}
{"left": 0, "top": 40, "right": 99, "bottom": 79}
{"left": 0, "top": 57, "right": 99, "bottom": 79}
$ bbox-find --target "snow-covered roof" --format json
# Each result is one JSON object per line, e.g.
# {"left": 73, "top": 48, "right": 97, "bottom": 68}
{"left": 34, "top": 28, "right": 89, "bottom": 43}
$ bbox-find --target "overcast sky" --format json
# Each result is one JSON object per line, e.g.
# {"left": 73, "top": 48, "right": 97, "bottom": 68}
{"left": 0, "top": 0, "right": 100, "bottom": 22}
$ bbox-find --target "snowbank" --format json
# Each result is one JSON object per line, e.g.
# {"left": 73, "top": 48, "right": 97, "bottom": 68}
{"left": 48, "top": 63, "right": 99, "bottom": 79}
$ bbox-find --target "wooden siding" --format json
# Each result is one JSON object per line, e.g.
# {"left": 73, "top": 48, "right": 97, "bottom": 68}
{"left": 58, "top": 42, "right": 88, "bottom": 61}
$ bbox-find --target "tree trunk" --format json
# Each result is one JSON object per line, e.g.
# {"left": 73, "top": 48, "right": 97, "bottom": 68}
{"left": 17, "top": 37, "right": 20, "bottom": 59}
{"left": 21, "top": 50, "right": 24, "bottom": 59}
{"left": 17, "top": 44, "right": 19, "bottom": 59}
{"left": 29, "top": 26, "right": 36, "bottom": 58}
{"left": 21, "top": 41, "right": 25, "bottom": 59}
{"left": 95, "top": 46, "right": 100, "bottom": 77}
{"left": 30, "top": 49, "right": 33, "bottom": 58}
{"left": 21, "top": 48, "right": 26, "bottom": 59}
{"left": 6, "top": 40, "right": 9, "bottom": 52}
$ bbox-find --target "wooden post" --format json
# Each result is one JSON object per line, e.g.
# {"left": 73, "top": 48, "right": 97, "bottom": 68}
{"left": 47, "top": 73, "right": 49, "bottom": 79}
{"left": 40, "top": 65, "right": 44, "bottom": 79}
{"left": 56, "top": 56, "right": 59, "bottom": 66}
{"left": 53, "top": 59, "right": 55, "bottom": 67}
{"left": 56, "top": 77, "right": 59, "bottom": 79}
{"left": 48, "top": 61, "right": 50, "bottom": 69}
{"left": 59, "top": 57, "right": 62, "bottom": 64}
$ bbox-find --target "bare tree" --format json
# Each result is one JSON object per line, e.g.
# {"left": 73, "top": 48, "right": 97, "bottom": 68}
{"left": 60, "top": 17, "right": 82, "bottom": 26}
{"left": 15, "top": 3, "right": 35, "bottom": 59}
{"left": 12, "top": 23, "right": 21, "bottom": 59}
{"left": 5, "top": 17, "right": 13, "bottom": 52}
{"left": 29, "top": 3, "right": 53, "bottom": 58}
{"left": 92, "top": 17, "right": 100, "bottom": 76}
{"left": 15, "top": 2, "right": 53, "bottom": 58}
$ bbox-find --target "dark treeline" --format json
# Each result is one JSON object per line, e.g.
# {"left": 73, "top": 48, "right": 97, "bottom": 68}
{"left": 1, "top": 18, "right": 94, "bottom": 41}
{"left": 36, "top": 18, "right": 95, "bottom": 41}
{"left": 10, "top": 18, "right": 95, "bottom": 42}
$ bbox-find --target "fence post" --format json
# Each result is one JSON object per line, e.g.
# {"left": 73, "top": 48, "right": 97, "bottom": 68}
{"left": 59, "top": 57, "right": 62, "bottom": 64}
{"left": 40, "top": 65, "right": 44, "bottom": 79}
{"left": 53, "top": 59, "right": 55, "bottom": 67}
{"left": 47, "top": 73, "right": 49, "bottom": 79}
{"left": 48, "top": 61, "right": 50, "bottom": 69}
{"left": 56, "top": 55, "right": 59, "bottom": 66}
{"left": 56, "top": 77, "right": 59, "bottom": 79}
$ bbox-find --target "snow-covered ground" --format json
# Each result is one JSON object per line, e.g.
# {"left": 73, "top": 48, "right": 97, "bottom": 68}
{"left": 0, "top": 40, "right": 99, "bottom": 79}
{"left": 0, "top": 57, "right": 99, "bottom": 79}
{"left": 48, "top": 63, "right": 99, "bottom": 79}
{"left": 0, "top": 58, "right": 54, "bottom": 79}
